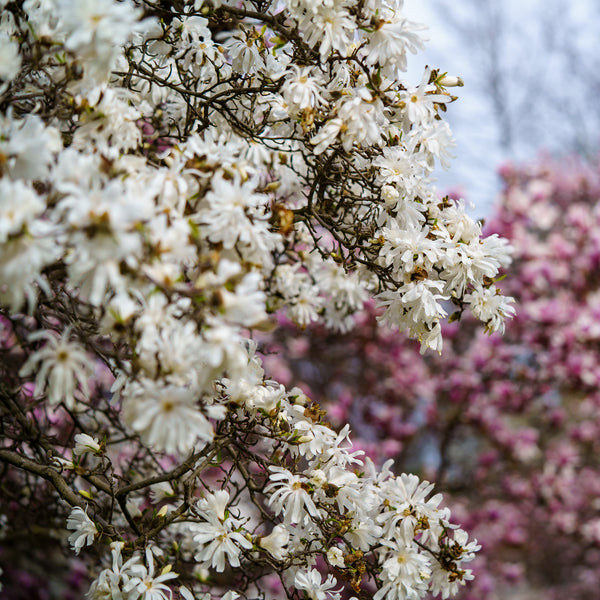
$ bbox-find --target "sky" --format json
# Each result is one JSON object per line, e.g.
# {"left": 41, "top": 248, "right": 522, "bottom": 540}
{"left": 401, "top": 0, "right": 600, "bottom": 219}
{"left": 403, "top": 1, "right": 503, "bottom": 219}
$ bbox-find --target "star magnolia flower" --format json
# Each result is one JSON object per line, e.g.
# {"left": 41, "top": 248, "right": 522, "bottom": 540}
{"left": 259, "top": 524, "right": 290, "bottom": 561}
{"left": 364, "top": 17, "right": 426, "bottom": 73}
{"left": 122, "top": 381, "right": 215, "bottom": 456}
{"left": 87, "top": 541, "right": 142, "bottom": 599}
{"left": 465, "top": 285, "right": 516, "bottom": 334}
{"left": 192, "top": 514, "right": 253, "bottom": 572}
{"left": 66, "top": 506, "right": 97, "bottom": 555}
{"left": 265, "top": 467, "right": 321, "bottom": 524}
{"left": 192, "top": 489, "right": 252, "bottom": 572}
{"left": 19, "top": 328, "right": 92, "bottom": 409}
{"left": 0, "top": 178, "right": 45, "bottom": 242}
{"left": 282, "top": 66, "right": 327, "bottom": 113}
{"left": 126, "top": 548, "right": 178, "bottom": 600}
{"left": 401, "top": 67, "right": 450, "bottom": 126}
{"left": 327, "top": 547, "right": 345, "bottom": 568}
{"left": 294, "top": 569, "right": 342, "bottom": 600}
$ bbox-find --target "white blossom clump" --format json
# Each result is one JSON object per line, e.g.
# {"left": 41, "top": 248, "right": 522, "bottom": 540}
{"left": 0, "top": 0, "right": 509, "bottom": 598}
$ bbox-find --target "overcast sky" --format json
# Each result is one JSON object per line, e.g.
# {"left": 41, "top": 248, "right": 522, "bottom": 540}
{"left": 403, "top": 1, "right": 502, "bottom": 218}
{"left": 401, "top": 0, "right": 600, "bottom": 219}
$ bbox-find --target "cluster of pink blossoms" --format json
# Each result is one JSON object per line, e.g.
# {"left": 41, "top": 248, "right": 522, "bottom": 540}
{"left": 265, "top": 156, "right": 600, "bottom": 599}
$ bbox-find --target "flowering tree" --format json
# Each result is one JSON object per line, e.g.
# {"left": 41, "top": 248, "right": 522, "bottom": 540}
{"left": 0, "top": 1, "right": 514, "bottom": 598}
{"left": 265, "top": 157, "right": 600, "bottom": 599}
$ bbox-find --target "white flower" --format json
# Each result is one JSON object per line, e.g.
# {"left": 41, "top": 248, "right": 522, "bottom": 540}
{"left": 336, "top": 89, "right": 383, "bottom": 150}
{"left": 327, "top": 546, "right": 345, "bottom": 568}
{"left": 73, "top": 433, "right": 101, "bottom": 456}
{"left": 127, "top": 548, "right": 178, "bottom": 600}
{"left": 0, "top": 220, "right": 59, "bottom": 312}
{"left": 265, "top": 467, "right": 321, "bottom": 524}
{"left": 198, "top": 173, "right": 280, "bottom": 267}
{"left": 225, "top": 32, "right": 265, "bottom": 74}
{"left": 311, "top": 118, "right": 344, "bottom": 154}
{"left": 19, "top": 328, "right": 92, "bottom": 409}
{"left": 379, "top": 222, "right": 443, "bottom": 275}
{"left": 290, "top": 419, "right": 338, "bottom": 459}
{"left": 400, "top": 67, "right": 449, "bottom": 126}
{"left": 149, "top": 482, "right": 176, "bottom": 504}
{"left": 245, "top": 383, "right": 287, "bottom": 413}
{"left": 417, "top": 321, "right": 444, "bottom": 354}
{"left": 464, "top": 285, "right": 516, "bottom": 334}
{"left": 57, "top": 0, "right": 145, "bottom": 86}
{"left": 378, "top": 540, "right": 431, "bottom": 585}
{"left": 381, "top": 184, "right": 400, "bottom": 207}
{"left": 429, "top": 560, "right": 474, "bottom": 600}
{"left": 193, "top": 519, "right": 246, "bottom": 571}
{"left": 374, "top": 144, "right": 421, "bottom": 187}
{"left": 345, "top": 519, "right": 384, "bottom": 552}
{"left": 410, "top": 120, "right": 456, "bottom": 170}
{"left": 191, "top": 489, "right": 253, "bottom": 572}
{"left": 376, "top": 280, "right": 448, "bottom": 333}
{"left": 0, "top": 114, "right": 62, "bottom": 180}
{"left": 66, "top": 506, "right": 97, "bottom": 555}
{"left": 301, "top": 6, "right": 355, "bottom": 59}
{"left": 147, "top": 320, "right": 206, "bottom": 388}
{"left": 100, "top": 292, "right": 139, "bottom": 335}
{"left": 364, "top": 18, "right": 426, "bottom": 75}
{"left": 72, "top": 87, "right": 142, "bottom": 157}
{"left": 286, "top": 284, "right": 323, "bottom": 327}
{"left": 0, "top": 179, "right": 45, "bottom": 242}
{"left": 220, "top": 271, "right": 267, "bottom": 327}
{"left": 0, "top": 33, "right": 21, "bottom": 84}
{"left": 259, "top": 524, "right": 290, "bottom": 561}
{"left": 196, "top": 489, "right": 230, "bottom": 522}
{"left": 282, "top": 66, "right": 326, "bottom": 114}
{"left": 377, "top": 473, "right": 446, "bottom": 543}
{"left": 86, "top": 542, "right": 142, "bottom": 600}
{"left": 294, "top": 569, "right": 341, "bottom": 600}
{"left": 122, "top": 381, "right": 216, "bottom": 456}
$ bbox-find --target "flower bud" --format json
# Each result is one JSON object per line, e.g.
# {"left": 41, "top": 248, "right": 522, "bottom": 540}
{"left": 73, "top": 433, "right": 101, "bottom": 456}
{"left": 438, "top": 75, "right": 464, "bottom": 87}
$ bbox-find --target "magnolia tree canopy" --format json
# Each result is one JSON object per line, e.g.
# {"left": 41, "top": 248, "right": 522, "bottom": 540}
{"left": 0, "top": 1, "right": 514, "bottom": 599}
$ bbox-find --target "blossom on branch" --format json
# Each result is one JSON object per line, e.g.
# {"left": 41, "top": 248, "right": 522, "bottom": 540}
{"left": 66, "top": 507, "right": 97, "bottom": 555}
{"left": 0, "top": 0, "right": 507, "bottom": 597}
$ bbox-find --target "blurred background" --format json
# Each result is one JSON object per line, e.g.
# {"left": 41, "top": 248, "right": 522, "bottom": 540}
{"left": 405, "top": 0, "right": 600, "bottom": 217}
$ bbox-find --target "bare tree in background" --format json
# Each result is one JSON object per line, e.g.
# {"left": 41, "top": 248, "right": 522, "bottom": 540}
{"left": 430, "top": 0, "right": 600, "bottom": 157}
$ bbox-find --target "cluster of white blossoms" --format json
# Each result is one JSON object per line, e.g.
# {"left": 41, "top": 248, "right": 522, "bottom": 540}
{"left": 0, "top": 0, "right": 509, "bottom": 598}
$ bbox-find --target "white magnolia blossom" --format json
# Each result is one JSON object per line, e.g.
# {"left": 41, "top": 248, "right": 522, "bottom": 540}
{"left": 73, "top": 433, "right": 101, "bottom": 456}
{"left": 294, "top": 569, "right": 342, "bottom": 600}
{"left": 259, "top": 524, "right": 290, "bottom": 561}
{"left": 192, "top": 490, "right": 253, "bottom": 572}
{"left": 19, "top": 329, "right": 93, "bottom": 408}
{"left": 122, "top": 380, "right": 218, "bottom": 455}
{"left": 0, "top": 0, "right": 506, "bottom": 598}
{"left": 66, "top": 507, "right": 97, "bottom": 555}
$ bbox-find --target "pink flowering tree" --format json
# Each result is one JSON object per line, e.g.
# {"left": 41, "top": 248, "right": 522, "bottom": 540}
{"left": 264, "top": 157, "right": 600, "bottom": 599}
{"left": 0, "top": 1, "right": 518, "bottom": 599}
